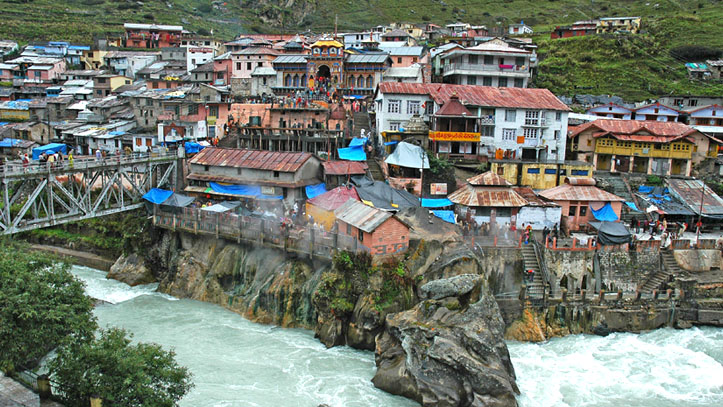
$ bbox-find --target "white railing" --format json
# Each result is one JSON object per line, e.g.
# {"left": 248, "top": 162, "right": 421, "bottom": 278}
{"left": 443, "top": 63, "right": 529, "bottom": 74}
{"left": 0, "top": 151, "right": 177, "bottom": 178}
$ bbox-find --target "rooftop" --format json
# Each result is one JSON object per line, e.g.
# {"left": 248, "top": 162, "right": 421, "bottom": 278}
{"left": 334, "top": 199, "right": 394, "bottom": 233}
{"left": 189, "top": 147, "right": 314, "bottom": 173}
{"left": 538, "top": 183, "right": 625, "bottom": 202}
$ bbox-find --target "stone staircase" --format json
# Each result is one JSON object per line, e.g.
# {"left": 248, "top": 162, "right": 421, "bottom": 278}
{"left": 366, "top": 158, "right": 384, "bottom": 181}
{"left": 594, "top": 172, "right": 637, "bottom": 223}
{"left": 352, "top": 111, "right": 371, "bottom": 138}
{"left": 521, "top": 245, "right": 545, "bottom": 299}
{"left": 640, "top": 251, "right": 682, "bottom": 293}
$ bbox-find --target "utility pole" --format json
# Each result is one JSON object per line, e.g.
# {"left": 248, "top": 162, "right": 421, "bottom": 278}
{"left": 696, "top": 180, "right": 705, "bottom": 242}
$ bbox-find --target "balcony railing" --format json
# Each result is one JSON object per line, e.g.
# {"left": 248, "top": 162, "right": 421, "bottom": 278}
{"left": 443, "top": 63, "right": 529, "bottom": 75}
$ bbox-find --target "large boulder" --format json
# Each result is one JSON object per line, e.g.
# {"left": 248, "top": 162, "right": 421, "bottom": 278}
{"left": 108, "top": 253, "right": 155, "bottom": 286}
{"left": 372, "top": 275, "right": 519, "bottom": 407}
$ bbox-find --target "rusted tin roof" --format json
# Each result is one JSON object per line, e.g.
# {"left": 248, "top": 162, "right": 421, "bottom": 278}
{"left": 570, "top": 119, "right": 698, "bottom": 140}
{"left": 448, "top": 184, "right": 528, "bottom": 207}
{"left": 513, "top": 187, "right": 559, "bottom": 207}
{"left": 189, "top": 147, "right": 313, "bottom": 173}
{"left": 322, "top": 160, "right": 368, "bottom": 175}
{"left": 566, "top": 177, "right": 596, "bottom": 186}
{"left": 308, "top": 185, "right": 360, "bottom": 211}
{"left": 377, "top": 82, "right": 570, "bottom": 111}
{"left": 667, "top": 178, "right": 723, "bottom": 216}
{"left": 434, "top": 94, "right": 472, "bottom": 117}
{"left": 539, "top": 184, "right": 624, "bottom": 202}
{"left": 467, "top": 171, "right": 511, "bottom": 186}
{"left": 334, "top": 199, "right": 393, "bottom": 233}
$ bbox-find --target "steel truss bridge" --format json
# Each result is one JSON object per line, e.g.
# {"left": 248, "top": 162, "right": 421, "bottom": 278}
{"left": 1, "top": 153, "right": 179, "bottom": 235}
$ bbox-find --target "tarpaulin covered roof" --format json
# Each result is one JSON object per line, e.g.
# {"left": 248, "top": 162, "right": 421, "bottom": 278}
{"left": 590, "top": 202, "right": 619, "bottom": 222}
{"left": 31, "top": 143, "right": 66, "bottom": 160}
{"left": 590, "top": 221, "right": 631, "bottom": 246}
{"left": 338, "top": 145, "right": 366, "bottom": 161}
{"left": 209, "top": 182, "right": 283, "bottom": 200}
{"left": 349, "top": 137, "right": 367, "bottom": 147}
{"left": 432, "top": 210, "right": 456, "bottom": 224}
{"left": 184, "top": 141, "right": 205, "bottom": 154}
{"left": 305, "top": 183, "right": 326, "bottom": 199}
{"left": 421, "top": 198, "right": 453, "bottom": 208}
{"left": 385, "top": 141, "right": 430, "bottom": 169}
{"left": 142, "top": 188, "right": 174, "bottom": 204}
{"left": 354, "top": 180, "right": 420, "bottom": 211}
{"left": 448, "top": 184, "right": 528, "bottom": 207}
{"left": 377, "top": 82, "right": 570, "bottom": 111}
{"left": 190, "top": 147, "right": 313, "bottom": 173}
{"left": 308, "top": 185, "right": 359, "bottom": 211}
{"left": 322, "top": 160, "right": 368, "bottom": 175}
{"left": 201, "top": 201, "right": 241, "bottom": 213}
{"left": 334, "top": 199, "right": 393, "bottom": 233}
{"left": 161, "top": 192, "right": 195, "bottom": 208}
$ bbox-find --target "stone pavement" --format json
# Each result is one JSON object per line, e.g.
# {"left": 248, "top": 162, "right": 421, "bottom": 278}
{"left": 0, "top": 373, "right": 62, "bottom": 407}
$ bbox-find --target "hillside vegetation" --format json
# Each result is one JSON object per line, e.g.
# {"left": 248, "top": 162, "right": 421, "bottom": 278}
{"left": 0, "top": 0, "right": 721, "bottom": 100}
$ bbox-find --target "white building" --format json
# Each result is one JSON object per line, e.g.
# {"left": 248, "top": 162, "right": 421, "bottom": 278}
{"left": 341, "top": 32, "right": 382, "bottom": 49}
{"left": 586, "top": 103, "right": 634, "bottom": 120}
{"left": 688, "top": 104, "right": 723, "bottom": 139}
{"left": 104, "top": 51, "right": 159, "bottom": 79}
{"left": 632, "top": 102, "right": 680, "bottom": 122}
{"left": 186, "top": 47, "right": 215, "bottom": 73}
{"left": 375, "top": 82, "right": 570, "bottom": 161}
{"left": 508, "top": 22, "right": 533, "bottom": 35}
{"left": 440, "top": 39, "right": 532, "bottom": 88}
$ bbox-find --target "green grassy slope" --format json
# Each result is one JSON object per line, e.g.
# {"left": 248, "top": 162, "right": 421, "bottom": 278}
{"left": 0, "top": 0, "right": 721, "bottom": 100}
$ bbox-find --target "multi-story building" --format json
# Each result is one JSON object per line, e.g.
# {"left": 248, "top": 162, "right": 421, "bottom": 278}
{"left": 658, "top": 95, "right": 722, "bottom": 110}
{"left": 440, "top": 39, "right": 532, "bottom": 88}
{"left": 93, "top": 73, "right": 132, "bottom": 97}
{"left": 230, "top": 46, "right": 279, "bottom": 96}
{"left": 382, "top": 46, "right": 427, "bottom": 67}
{"left": 5, "top": 56, "right": 66, "bottom": 85}
{"left": 508, "top": 21, "right": 533, "bottom": 35}
{"left": 104, "top": 51, "right": 159, "bottom": 78}
{"left": 586, "top": 103, "right": 634, "bottom": 120}
{"left": 688, "top": 104, "right": 723, "bottom": 140}
{"left": 596, "top": 17, "right": 641, "bottom": 34}
{"left": 568, "top": 119, "right": 721, "bottom": 176}
{"left": 0, "top": 40, "right": 19, "bottom": 57}
{"left": 341, "top": 32, "right": 382, "bottom": 50}
{"left": 375, "top": 82, "right": 570, "bottom": 162}
{"left": 123, "top": 23, "right": 183, "bottom": 49}
{"left": 632, "top": 102, "right": 681, "bottom": 122}
{"left": 550, "top": 20, "right": 598, "bottom": 39}
{"left": 187, "top": 47, "right": 215, "bottom": 73}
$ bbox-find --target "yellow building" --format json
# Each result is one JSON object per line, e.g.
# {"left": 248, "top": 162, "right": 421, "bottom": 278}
{"left": 0, "top": 100, "right": 31, "bottom": 121}
{"left": 81, "top": 49, "right": 108, "bottom": 70}
{"left": 489, "top": 160, "right": 593, "bottom": 190}
{"left": 596, "top": 17, "right": 641, "bottom": 34}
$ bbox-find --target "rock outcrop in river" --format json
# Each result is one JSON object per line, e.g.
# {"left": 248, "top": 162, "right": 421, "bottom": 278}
{"left": 372, "top": 274, "right": 519, "bottom": 407}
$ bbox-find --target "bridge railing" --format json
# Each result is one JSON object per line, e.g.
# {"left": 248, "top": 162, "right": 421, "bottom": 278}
{"left": 0, "top": 152, "right": 177, "bottom": 178}
{"left": 153, "top": 206, "right": 368, "bottom": 259}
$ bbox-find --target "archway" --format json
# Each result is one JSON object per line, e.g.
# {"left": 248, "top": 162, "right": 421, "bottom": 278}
{"left": 317, "top": 64, "right": 331, "bottom": 80}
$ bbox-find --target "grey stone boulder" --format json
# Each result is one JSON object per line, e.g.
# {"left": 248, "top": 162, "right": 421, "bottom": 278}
{"left": 419, "top": 273, "right": 483, "bottom": 301}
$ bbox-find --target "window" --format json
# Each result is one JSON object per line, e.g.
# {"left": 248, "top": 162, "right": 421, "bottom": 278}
{"left": 554, "top": 130, "right": 561, "bottom": 139}
{"left": 346, "top": 224, "right": 352, "bottom": 234}
{"left": 556, "top": 111, "right": 562, "bottom": 121}
{"left": 524, "top": 128, "right": 539, "bottom": 139}
{"left": 688, "top": 100, "right": 698, "bottom": 107}
{"left": 514, "top": 78, "right": 523, "bottom": 88}
{"left": 502, "top": 128, "right": 516, "bottom": 141}
{"left": 481, "top": 126, "right": 494, "bottom": 137}
{"left": 389, "top": 122, "right": 400, "bottom": 131}
{"left": 97, "top": 78, "right": 106, "bottom": 84}
{"left": 188, "top": 104, "right": 198, "bottom": 115}
{"left": 544, "top": 168, "right": 557, "bottom": 174}
{"left": 568, "top": 206, "right": 577, "bottom": 216}
{"left": 579, "top": 206, "right": 587, "bottom": 217}
{"left": 525, "top": 110, "right": 540, "bottom": 126}
{"left": 527, "top": 168, "right": 540, "bottom": 174}
{"left": 246, "top": 62, "right": 252, "bottom": 70}
{"left": 483, "top": 76, "right": 492, "bottom": 86}
{"left": 208, "top": 105, "right": 218, "bottom": 117}
{"left": 467, "top": 76, "right": 476, "bottom": 85}
{"left": 497, "top": 166, "right": 504, "bottom": 175}
{"left": 407, "top": 100, "right": 420, "bottom": 115}
{"left": 571, "top": 170, "right": 589, "bottom": 176}
{"left": 484, "top": 55, "right": 493, "bottom": 64}
{"left": 236, "top": 62, "right": 242, "bottom": 70}
{"left": 498, "top": 77, "right": 508, "bottom": 87}
{"left": 204, "top": 165, "right": 210, "bottom": 171}
{"left": 505, "top": 110, "right": 516, "bottom": 122}
{"left": 358, "top": 228, "right": 364, "bottom": 241}
{"left": 273, "top": 171, "right": 280, "bottom": 178}
{"left": 468, "top": 55, "right": 478, "bottom": 64}
{"left": 145, "top": 98, "right": 153, "bottom": 106}
{"left": 515, "top": 57, "right": 526, "bottom": 66}
{"left": 262, "top": 77, "right": 267, "bottom": 85}
{"left": 192, "top": 59, "right": 196, "bottom": 65}
{"left": 388, "top": 99, "right": 400, "bottom": 113}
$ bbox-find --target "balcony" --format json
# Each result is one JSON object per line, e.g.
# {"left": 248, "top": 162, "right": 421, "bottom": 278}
{"left": 442, "top": 63, "right": 529, "bottom": 76}
{"left": 522, "top": 118, "right": 548, "bottom": 127}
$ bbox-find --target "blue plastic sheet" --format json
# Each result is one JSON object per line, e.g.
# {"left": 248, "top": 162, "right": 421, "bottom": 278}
{"left": 421, "top": 198, "right": 453, "bottom": 208}
{"left": 184, "top": 142, "right": 205, "bottom": 154}
{"left": 590, "top": 202, "right": 619, "bottom": 222}
{"left": 349, "top": 137, "right": 367, "bottom": 147}
{"left": 32, "top": 143, "right": 67, "bottom": 160}
{"left": 384, "top": 141, "right": 398, "bottom": 146}
{"left": 305, "top": 183, "right": 326, "bottom": 199}
{"left": 209, "top": 182, "right": 283, "bottom": 200}
{"left": 624, "top": 201, "right": 639, "bottom": 212}
{"left": 638, "top": 186, "right": 654, "bottom": 194}
{"left": 432, "top": 210, "right": 456, "bottom": 224}
{"left": 338, "top": 145, "right": 367, "bottom": 161}
{"left": 142, "top": 188, "right": 173, "bottom": 204}
{"left": 0, "top": 138, "right": 23, "bottom": 148}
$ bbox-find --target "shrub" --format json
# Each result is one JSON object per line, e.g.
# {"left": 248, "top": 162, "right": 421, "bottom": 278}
{"left": 670, "top": 45, "right": 722, "bottom": 61}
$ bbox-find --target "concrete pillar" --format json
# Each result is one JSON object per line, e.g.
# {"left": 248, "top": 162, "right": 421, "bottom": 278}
{"left": 37, "top": 375, "right": 51, "bottom": 400}
{"left": 628, "top": 157, "right": 634, "bottom": 172}
{"left": 666, "top": 158, "right": 672, "bottom": 176}
{"left": 646, "top": 157, "right": 653, "bottom": 175}
{"left": 592, "top": 153, "right": 599, "bottom": 170}
{"left": 610, "top": 154, "right": 617, "bottom": 172}
{"left": 684, "top": 159, "right": 692, "bottom": 176}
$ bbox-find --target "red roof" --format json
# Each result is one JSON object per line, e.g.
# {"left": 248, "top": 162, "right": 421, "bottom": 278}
{"left": 322, "top": 160, "right": 368, "bottom": 175}
{"left": 633, "top": 102, "right": 682, "bottom": 114}
{"left": 308, "top": 185, "right": 360, "bottom": 211}
{"left": 377, "top": 82, "right": 570, "bottom": 111}
{"left": 539, "top": 184, "right": 624, "bottom": 202}
{"left": 570, "top": 119, "right": 699, "bottom": 142}
{"left": 434, "top": 94, "right": 472, "bottom": 116}
{"left": 467, "top": 171, "right": 511, "bottom": 186}
{"left": 189, "top": 147, "right": 313, "bottom": 172}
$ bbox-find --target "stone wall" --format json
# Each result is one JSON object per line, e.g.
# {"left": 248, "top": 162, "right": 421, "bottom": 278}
{"left": 597, "top": 248, "right": 659, "bottom": 292}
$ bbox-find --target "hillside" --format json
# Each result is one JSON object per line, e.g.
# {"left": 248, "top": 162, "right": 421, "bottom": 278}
{"left": 0, "top": 0, "right": 721, "bottom": 101}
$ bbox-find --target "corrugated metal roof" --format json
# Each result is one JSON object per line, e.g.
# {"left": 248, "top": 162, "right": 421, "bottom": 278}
{"left": 322, "top": 160, "right": 368, "bottom": 175}
{"left": 308, "top": 185, "right": 360, "bottom": 211}
{"left": 467, "top": 171, "right": 511, "bottom": 186}
{"left": 539, "top": 184, "right": 625, "bottom": 202}
{"left": 377, "top": 83, "right": 570, "bottom": 111}
{"left": 667, "top": 178, "right": 723, "bottom": 216}
{"left": 513, "top": 187, "right": 558, "bottom": 207}
{"left": 273, "top": 55, "right": 307, "bottom": 64}
{"left": 448, "top": 184, "right": 528, "bottom": 207}
{"left": 346, "top": 54, "right": 390, "bottom": 64}
{"left": 386, "top": 46, "right": 424, "bottom": 56}
{"left": 435, "top": 95, "right": 472, "bottom": 117}
{"left": 334, "top": 199, "right": 393, "bottom": 233}
{"left": 189, "top": 147, "right": 314, "bottom": 173}
{"left": 571, "top": 119, "right": 698, "bottom": 139}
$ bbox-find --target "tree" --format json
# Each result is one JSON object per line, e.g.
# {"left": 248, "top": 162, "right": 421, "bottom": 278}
{"left": 0, "top": 241, "right": 96, "bottom": 372}
{"left": 49, "top": 328, "right": 194, "bottom": 407}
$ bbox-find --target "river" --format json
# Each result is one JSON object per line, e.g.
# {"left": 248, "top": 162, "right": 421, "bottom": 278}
{"left": 73, "top": 266, "right": 723, "bottom": 407}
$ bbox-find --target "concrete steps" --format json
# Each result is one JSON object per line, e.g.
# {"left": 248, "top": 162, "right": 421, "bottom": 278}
{"left": 641, "top": 251, "right": 681, "bottom": 293}
{"left": 352, "top": 112, "right": 371, "bottom": 138}
{"left": 366, "top": 158, "right": 384, "bottom": 181}
{"left": 522, "top": 245, "right": 544, "bottom": 299}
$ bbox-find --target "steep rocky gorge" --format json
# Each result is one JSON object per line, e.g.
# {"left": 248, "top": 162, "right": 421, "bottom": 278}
{"left": 110, "top": 229, "right": 520, "bottom": 406}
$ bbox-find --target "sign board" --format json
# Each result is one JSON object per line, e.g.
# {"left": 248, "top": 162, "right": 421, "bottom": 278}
{"left": 429, "top": 131, "right": 481, "bottom": 142}
{"left": 430, "top": 183, "right": 447, "bottom": 195}
{"left": 261, "top": 186, "right": 276, "bottom": 195}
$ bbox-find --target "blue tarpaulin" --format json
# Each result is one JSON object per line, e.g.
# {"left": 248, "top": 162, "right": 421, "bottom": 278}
{"left": 305, "top": 183, "right": 326, "bottom": 199}
{"left": 624, "top": 201, "right": 640, "bottom": 212}
{"left": 384, "top": 141, "right": 398, "bottom": 146}
{"left": 0, "top": 138, "right": 23, "bottom": 148}
{"left": 421, "top": 198, "right": 453, "bottom": 208}
{"left": 432, "top": 210, "right": 456, "bottom": 224}
{"left": 184, "top": 142, "right": 205, "bottom": 154}
{"left": 590, "top": 202, "right": 619, "bottom": 222}
{"left": 32, "top": 143, "right": 67, "bottom": 160}
{"left": 338, "top": 145, "right": 366, "bottom": 161}
{"left": 209, "top": 182, "right": 283, "bottom": 200}
{"left": 142, "top": 188, "right": 173, "bottom": 204}
{"left": 349, "top": 137, "right": 367, "bottom": 147}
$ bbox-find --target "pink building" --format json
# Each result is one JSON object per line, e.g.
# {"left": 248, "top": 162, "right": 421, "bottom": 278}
{"left": 539, "top": 178, "right": 624, "bottom": 232}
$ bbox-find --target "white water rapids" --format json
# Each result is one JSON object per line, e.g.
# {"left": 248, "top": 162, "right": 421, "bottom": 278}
{"left": 73, "top": 266, "right": 723, "bottom": 407}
